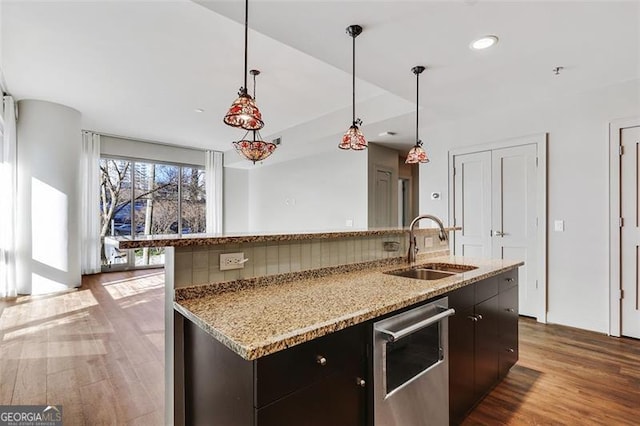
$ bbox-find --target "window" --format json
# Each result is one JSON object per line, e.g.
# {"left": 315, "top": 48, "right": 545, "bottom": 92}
{"left": 100, "top": 157, "right": 205, "bottom": 269}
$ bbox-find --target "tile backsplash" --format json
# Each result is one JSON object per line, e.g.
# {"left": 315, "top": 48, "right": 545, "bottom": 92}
{"left": 173, "top": 230, "right": 449, "bottom": 288}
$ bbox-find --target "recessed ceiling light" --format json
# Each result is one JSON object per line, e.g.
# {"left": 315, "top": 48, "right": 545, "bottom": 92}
{"left": 470, "top": 35, "right": 498, "bottom": 50}
{"left": 194, "top": 108, "right": 204, "bottom": 113}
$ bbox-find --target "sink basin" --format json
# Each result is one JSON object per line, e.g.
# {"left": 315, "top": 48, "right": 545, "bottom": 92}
{"left": 385, "top": 263, "right": 477, "bottom": 281}
{"left": 420, "top": 263, "right": 478, "bottom": 274}
{"left": 386, "top": 268, "right": 456, "bottom": 280}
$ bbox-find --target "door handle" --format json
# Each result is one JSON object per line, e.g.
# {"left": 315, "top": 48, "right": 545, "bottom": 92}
{"left": 377, "top": 308, "right": 456, "bottom": 342}
{"left": 494, "top": 231, "right": 507, "bottom": 237}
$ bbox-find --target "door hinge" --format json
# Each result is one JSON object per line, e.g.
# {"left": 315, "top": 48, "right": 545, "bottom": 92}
{"left": 620, "top": 217, "right": 624, "bottom": 227}
{"left": 536, "top": 157, "right": 539, "bottom": 167}
{"left": 453, "top": 217, "right": 457, "bottom": 226}
{"left": 619, "top": 145, "right": 624, "bottom": 156}
{"left": 535, "top": 279, "right": 538, "bottom": 289}
{"left": 453, "top": 167, "right": 457, "bottom": 176}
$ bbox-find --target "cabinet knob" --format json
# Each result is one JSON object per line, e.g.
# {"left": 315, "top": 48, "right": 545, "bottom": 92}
{"left": 505, "top": 277, "right": 515, "bottom": 282}
{"left": 505, "top": 308, "right": 515, "bottom": 313}
{"left": 356, "top": 378, "right": 366, "bottom": 388}
{"left": 316, "top": 355, "right": 327, "bottom": 366}
{"left": 476, "top": 314, "right": 483, "bottom": 320}
{"left": 467, "top": 316, "right": 478, "bottom": 322}
{"left": 506, "top": 348, "right": 515, "bottom": 353}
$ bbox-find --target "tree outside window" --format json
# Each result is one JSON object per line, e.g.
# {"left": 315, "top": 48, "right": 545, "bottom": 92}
{"left": 99, "top": 158, "right": 206, "bottom": 268}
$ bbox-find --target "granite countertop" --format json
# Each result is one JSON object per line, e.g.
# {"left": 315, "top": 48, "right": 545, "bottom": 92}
{"left": 174, "top": 255, "right": 523, "bottom": 361}
{"left": 108, "top": 227, "right": 460, "bottom": 249}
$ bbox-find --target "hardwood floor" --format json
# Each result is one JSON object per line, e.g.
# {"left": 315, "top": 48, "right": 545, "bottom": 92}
{"left": 2, "top": 272, "right": 640, "bottom": 425}
{"left": 463, "top": 318, "right": 640, "bottom": 425}
{"left": 0, "top": 270, "right": 165, "bottom": 425}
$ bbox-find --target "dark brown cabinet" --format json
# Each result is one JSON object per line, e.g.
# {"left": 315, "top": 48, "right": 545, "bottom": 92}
{"left": 498, "top": 275, "right": 519, "bottom": 378}
{"left": 448, "top": 270, "right": 519, "bottom": 425}
{"left": 178, "top": 268, "right": 520, "bottom": 426}
{"left": 181, "top": 316, "right": 367, "bottom": 426}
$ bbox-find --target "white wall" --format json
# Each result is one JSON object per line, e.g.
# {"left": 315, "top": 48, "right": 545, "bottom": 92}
{"left": 16, "top": 100, "right": 82, "bottom": 294}
{"left": 419, "top": 79, "right": 640, "bottom": 334}
{"left": 223, "top": 167, "right": 249, "bottom": 233}
{"left": 226, "top": 149, "right": 368, "bottom": 233}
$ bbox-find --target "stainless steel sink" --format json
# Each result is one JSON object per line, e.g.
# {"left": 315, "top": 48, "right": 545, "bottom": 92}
{"left": 385, "top": 263, "right": 477, "bottom": 281}
{"left": 420, "top": 263, "right": 478, "bottom": 274}
{"left": 386, "top": 268, "right": 455, "bottom": 280}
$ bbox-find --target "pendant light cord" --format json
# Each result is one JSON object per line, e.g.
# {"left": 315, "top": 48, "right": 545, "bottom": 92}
{"left": 243, "top": 0, "right": 249, "bottom": 93}
{"left": 253, "top": 71, "right": 257, "bottom": 99}
{"left": 352, "top": 33, "right": 356, "bottom": 126}
{"left": 415, "top": 71, "right": 419, "bottom": 144}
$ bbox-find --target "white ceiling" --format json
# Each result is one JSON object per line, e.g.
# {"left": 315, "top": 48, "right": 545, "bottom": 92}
{"left": 2, "top": 0, "right": 639, "bottom": 167}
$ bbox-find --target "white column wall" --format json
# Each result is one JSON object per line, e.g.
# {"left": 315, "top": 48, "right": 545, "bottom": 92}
{"left": 16, "top": 100, "right": 82, "bottom": 294}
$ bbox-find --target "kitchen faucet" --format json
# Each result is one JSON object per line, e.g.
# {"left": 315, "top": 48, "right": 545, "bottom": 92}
{"left": 408, "top": 214, "right": 448, "bottom": 265}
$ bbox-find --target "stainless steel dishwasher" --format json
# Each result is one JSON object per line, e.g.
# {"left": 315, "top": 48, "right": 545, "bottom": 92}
{"left": 373, "top": 297, "right": 455, "bottom": 426}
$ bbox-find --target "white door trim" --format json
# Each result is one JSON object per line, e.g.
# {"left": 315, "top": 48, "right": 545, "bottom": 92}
{"left": 448, "top": 133, "right": 548, "bottom": 323}
{"left": 609, "top": 117, "right": 640, "bottom": 337}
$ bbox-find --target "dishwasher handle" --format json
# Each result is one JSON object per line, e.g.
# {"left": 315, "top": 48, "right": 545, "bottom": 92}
{"left": 377, "top": 307, "right": 456, "bottom": 342}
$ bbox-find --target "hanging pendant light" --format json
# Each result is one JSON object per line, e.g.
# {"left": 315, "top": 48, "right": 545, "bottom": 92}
{"left": 223, "top": 0, "right": 264, "bottom": 131}
{"left": 233, "top": 131, "right": 277, "bottom": 164}
{"left": 406, "top": 66, "right": 429, "bottom": 164}
{"left": 339, "top": 25, "right": 367, "bottom": 151}
{"left": 233, "top": 69, "right": 277, "bottom": 164}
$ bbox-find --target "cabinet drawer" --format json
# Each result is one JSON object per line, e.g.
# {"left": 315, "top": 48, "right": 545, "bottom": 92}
{"left": 255, "top": 325, "right": 363, "bottom": 408}
{"left": 498, "top": 269, "right": 518, "bottom": 292}
{"left": 449, "top": 283, "right": 475, "bottom": 311}
{"left": 256, "top": 370, "right": 364, "bottom": 426}
{"left": 475, "top": 276, "right": 498, "bottom": 304}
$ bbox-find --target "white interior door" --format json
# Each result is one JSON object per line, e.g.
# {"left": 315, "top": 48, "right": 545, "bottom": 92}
{"left": 621, "top": 125, "right": 640, "bottom": 339}
{"left": 453, "top": 151, "right": 492, "bottom": 257}
{"left": 491, "top": 145, "right": 538, "bottom": 317}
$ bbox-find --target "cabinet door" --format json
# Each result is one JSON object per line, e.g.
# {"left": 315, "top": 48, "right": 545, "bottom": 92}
{"left": 474, "top": 296, "right": 499, "bottom": 401}
{"left": 449, "top": 305, "right": 476, "bottom": 425}
{"left": 499, "top": 284, "right": 519, "bottom": 378}
{"left": 256, "top": 370, "right": 365, "bottom": 426}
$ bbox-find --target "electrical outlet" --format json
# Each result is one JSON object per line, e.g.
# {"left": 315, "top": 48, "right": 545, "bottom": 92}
{"left": 424, "top": 237, "right": 434, "bottom": 248}
{"left": 220, "top": 252, "right": 247, "bottom": 271}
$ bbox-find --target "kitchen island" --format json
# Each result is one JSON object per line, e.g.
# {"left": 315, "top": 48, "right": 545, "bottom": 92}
{"left": 109, "top": 228, "right": 521, "bottom": 425}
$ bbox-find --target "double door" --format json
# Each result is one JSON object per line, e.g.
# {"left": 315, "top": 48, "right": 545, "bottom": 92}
{"left": 452, "top": 144, "right": 538, "bottom": 318}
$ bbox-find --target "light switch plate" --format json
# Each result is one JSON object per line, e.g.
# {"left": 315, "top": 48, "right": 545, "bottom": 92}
{"left": 220, "top": 252, "right": 247, "bottom": 270}
{"left": 554, "top": 220, "right": 565, "bottom": 232}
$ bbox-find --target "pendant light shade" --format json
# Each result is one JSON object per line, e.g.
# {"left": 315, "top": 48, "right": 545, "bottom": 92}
{"left": 224, "top": 92, "right": 264, "bottom": 130}
{"left": 223, "top": 0, "right": 264, "bottom": 131}
{"left": 233, "top": 130, "right": 277, "bottom": 164}
{"left": 406, "top": 141, "right": 429, "bottom": 164}
{"left": 339, "top": 24, "right": 367, "bottom": 151}
{"left": 234, "top": 69, "right": 277, "bottom": 163}
{"left": 406, "top": 66, "right": 430, "bottom": 164}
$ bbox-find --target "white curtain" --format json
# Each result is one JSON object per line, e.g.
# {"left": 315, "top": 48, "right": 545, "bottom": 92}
{"left": 205, "top": 151, "right": 223, "bottom": 234}
{"left": 80, "top": 131, "right": 102, "bottom": 274}
{"left": 0, "top": 96, "right": 17, "bottom": 298}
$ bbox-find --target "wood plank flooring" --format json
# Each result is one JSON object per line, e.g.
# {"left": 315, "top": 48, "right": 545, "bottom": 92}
{"left": 0, "top": 270, "right": 164, "bottom": 425}
{"left": 2, "top": 271, "right": 640, "bottom": 425}
{"left": 463, "top": 318, "right": 640, "bottom": 425}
